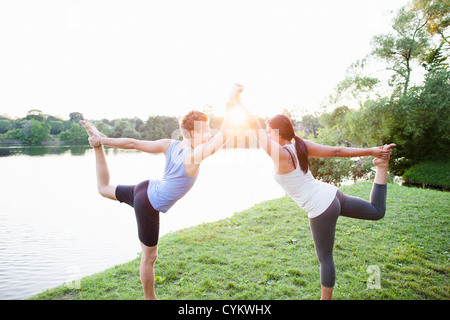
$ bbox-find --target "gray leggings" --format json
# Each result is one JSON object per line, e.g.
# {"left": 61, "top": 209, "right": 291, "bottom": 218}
{"left": 309, "top": 183, "right": 387, "bottom": 288}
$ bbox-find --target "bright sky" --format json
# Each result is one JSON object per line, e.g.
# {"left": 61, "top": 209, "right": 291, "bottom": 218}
{"left": 0, "top": 0, "right": 408, "bottom": 121}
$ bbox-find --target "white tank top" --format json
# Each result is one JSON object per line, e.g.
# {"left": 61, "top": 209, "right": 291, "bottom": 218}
{"left": 273, "top": 143, "right": 338, "bottom": 218}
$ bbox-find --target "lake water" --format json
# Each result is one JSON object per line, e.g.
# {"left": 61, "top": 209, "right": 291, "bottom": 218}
{"left": 0, "top": 146, "right": 285, "bottom": 299}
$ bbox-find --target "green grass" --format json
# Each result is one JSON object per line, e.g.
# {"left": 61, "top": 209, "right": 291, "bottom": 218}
{"left": 403, "top": 161, "right": 450, "bottom": 190}
{"left": 31, "top": 182, "right": 450, "bottom": 300}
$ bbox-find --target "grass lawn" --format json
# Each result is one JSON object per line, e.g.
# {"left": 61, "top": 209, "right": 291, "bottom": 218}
{"left": 31, "top": 182, "right": 449, "bottom": 300}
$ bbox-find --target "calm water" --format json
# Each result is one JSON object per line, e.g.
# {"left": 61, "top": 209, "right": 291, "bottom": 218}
{"left": 0, "top": 146, "right": 284, "bottom": 299}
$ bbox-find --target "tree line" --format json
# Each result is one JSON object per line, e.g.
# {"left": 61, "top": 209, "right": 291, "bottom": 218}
{"left": 0, "top": 108, "right": 265, "bottom": 147}
{"left": 0, "top": 111, "right": 179, "bottom": 146}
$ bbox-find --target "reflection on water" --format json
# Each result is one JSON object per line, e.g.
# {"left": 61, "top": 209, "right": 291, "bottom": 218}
{"left": 0, "top": 145, "right": 91, "bottom": 157}
{"left": 0, "top": 146, "right": 285, "bottom": 299}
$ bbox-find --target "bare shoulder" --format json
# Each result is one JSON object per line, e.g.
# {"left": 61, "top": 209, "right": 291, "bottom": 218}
{"left": 161, "top": 139, "right": 176, "bottom": 154}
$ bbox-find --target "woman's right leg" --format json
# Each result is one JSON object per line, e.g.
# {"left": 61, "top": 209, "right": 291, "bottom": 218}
{"left": 93, "top": 145, "right": 117, "bottom": 200}
{"left": 339, "top": 145, "right": 392, "bottom": 220}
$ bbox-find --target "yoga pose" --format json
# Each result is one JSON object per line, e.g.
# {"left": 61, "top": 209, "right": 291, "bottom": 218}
{"left": 80, "top": 84, "right": 242, "bottom": 300}
{"left": 237, "top": 98, "right": 395, "bottom": 300}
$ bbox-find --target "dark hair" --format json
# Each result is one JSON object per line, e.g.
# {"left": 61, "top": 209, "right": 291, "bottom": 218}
{"left": 267, "top": 114, "right": 309, "bottom": 173}
{"left": 180, "top": 110, "right": 209, "bottom": 139}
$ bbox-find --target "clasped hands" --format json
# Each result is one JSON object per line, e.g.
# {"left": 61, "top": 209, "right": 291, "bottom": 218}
{"left": 223, "top": 83, "right": 259, "bottom": 131}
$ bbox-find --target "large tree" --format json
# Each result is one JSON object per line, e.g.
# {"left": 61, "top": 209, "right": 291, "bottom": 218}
{"left": 371, "top": 4, "right": 430, "bottom": 96}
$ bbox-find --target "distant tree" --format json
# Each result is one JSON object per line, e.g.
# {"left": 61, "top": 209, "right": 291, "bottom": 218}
{"left": 111, "top": 119, "right": 131, "bottom": 138}
{"left": 328, "top": 59, "right": 381, "bottom": 108}
{"left": 93, "top": 121, "right": 111, "bottom": 137}
{"left": 9, "top": 120, "right": 52, "bottom": 145}
{"left": 134, "top": 118, "right": 145, "bottom": 132}
{"left": 59, "top": 123, "right": 89, "bottom": 145}
{"left": 0, "top": 120, "right": 13, "bottom": 134}
{"left": 5, "top": 128, "right": 25, "bottom": 142}
{"left": 122, "top": 128, "right": 141, "bottom": 139}
{"left": 25, "top": 109, "right": 46, "bottom": 121}
{"left": 28, "top": 120, "right": 51, "bottom": 145}
{"left": 143, "top": 115, "right": 179, "bottom": 140}
{"left": 69, "top": 112, "right": 84, "bottom": 123}
{"left": 299, "top": 114, "right": 321, "bottom": 138}
{"left": 48, "top": 121, "right": 65, "bottom": 135}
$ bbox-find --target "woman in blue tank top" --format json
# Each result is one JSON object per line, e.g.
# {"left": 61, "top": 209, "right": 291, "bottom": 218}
{"left": 80, "top": 84, "right": 243, "bottom": 300}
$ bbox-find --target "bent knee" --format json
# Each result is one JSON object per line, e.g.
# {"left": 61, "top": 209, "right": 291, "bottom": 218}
{"left": 373, "top": 209, "right": 385, "bottom": 220}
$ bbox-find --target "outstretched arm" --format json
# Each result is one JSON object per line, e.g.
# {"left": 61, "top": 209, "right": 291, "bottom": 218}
{"left": 97, "top": 137, "right": 172, "bottom": 154}
{"left": 235, "top": 101, "right": 394, "bottom": 162}
{"left": 80, "top": 121, "right": 172, "bottom": 154}
{"left": 188, "top": 84, "right": 243, "bottom": 163}
{"left": 305, "top": 140, "right": 395, "bottom": 159}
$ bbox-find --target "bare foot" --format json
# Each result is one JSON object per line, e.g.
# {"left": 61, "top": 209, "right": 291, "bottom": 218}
{"left": 373, "top": 143, "right": 396, "bottom": 168}
{"left": 80, "top": 121, "right": 106, "bottom": 138}
{"left": 80, "top": 121, "right": 107, "bottom": 147}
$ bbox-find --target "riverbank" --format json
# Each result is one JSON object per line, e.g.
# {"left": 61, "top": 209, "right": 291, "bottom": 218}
{"left": 30, "top": 182, "right": 449, "bottom": 300}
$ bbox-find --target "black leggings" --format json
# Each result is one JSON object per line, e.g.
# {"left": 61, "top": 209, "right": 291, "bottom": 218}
{"left": 115, "top": 180, "right": 160, "bottom": 247}
{"left": 309, "top": 183, "right": 387, "bottom": 288}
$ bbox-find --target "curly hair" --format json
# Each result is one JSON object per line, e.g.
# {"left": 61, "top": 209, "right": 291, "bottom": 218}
{"left": 179, "top": 110, "right": 209, "bottom": 139}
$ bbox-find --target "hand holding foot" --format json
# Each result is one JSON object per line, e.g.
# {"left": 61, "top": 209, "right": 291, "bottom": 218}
{"left": 373, "top": 143, "right": 396, "bottom": 167}
{"left": 80, "top": 121, "right": 107, "bottom": 147}
{"left": 371, "top": 143, "right": 395, "bottom": 159}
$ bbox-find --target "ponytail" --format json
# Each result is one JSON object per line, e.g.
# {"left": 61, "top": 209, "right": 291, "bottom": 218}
{"left": 293, "top": 135, "right": 309, "bottom": 174}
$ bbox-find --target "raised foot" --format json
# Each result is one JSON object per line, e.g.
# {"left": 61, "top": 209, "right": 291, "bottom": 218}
{"left": 373, "top": 143, "right": 396, "bottom": 168}
{"left": 80, "top": 120, "right": 107, "bottom": 138}
{"left": 80, "top": 120, "right": 107, "bottom": 147}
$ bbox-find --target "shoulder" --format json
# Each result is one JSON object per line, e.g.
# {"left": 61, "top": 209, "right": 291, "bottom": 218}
{"left": 162, "top": 139, "right": 178, "bottom": 155}
{"left": 280, "top": 143, "right": 294, "bottom": 159}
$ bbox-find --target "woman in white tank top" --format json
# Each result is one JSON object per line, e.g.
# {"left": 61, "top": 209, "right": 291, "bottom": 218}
{"left": 236, "top": 98, "right": 395, "bottom": 300}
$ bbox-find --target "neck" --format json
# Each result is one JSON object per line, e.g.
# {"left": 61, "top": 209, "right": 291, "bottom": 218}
{"left": 279, "top": 138, "right": 291, "bottom": 146}
{"left": 181, "top": 139, "right": 194, "bottom": 149}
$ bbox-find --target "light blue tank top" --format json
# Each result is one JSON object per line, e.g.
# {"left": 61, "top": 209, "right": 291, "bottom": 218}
{"left": 147, "top": 141, "right": 199, "bottom": 213}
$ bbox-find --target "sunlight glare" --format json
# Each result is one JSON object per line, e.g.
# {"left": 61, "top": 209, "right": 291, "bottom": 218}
{"left": 229, "top": 108, "right": 246, "bottom": 126}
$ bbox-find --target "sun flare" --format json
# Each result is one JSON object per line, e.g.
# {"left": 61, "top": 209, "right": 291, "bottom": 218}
{"left": 229, "top": 108, "right": 246, "bottom": 125}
